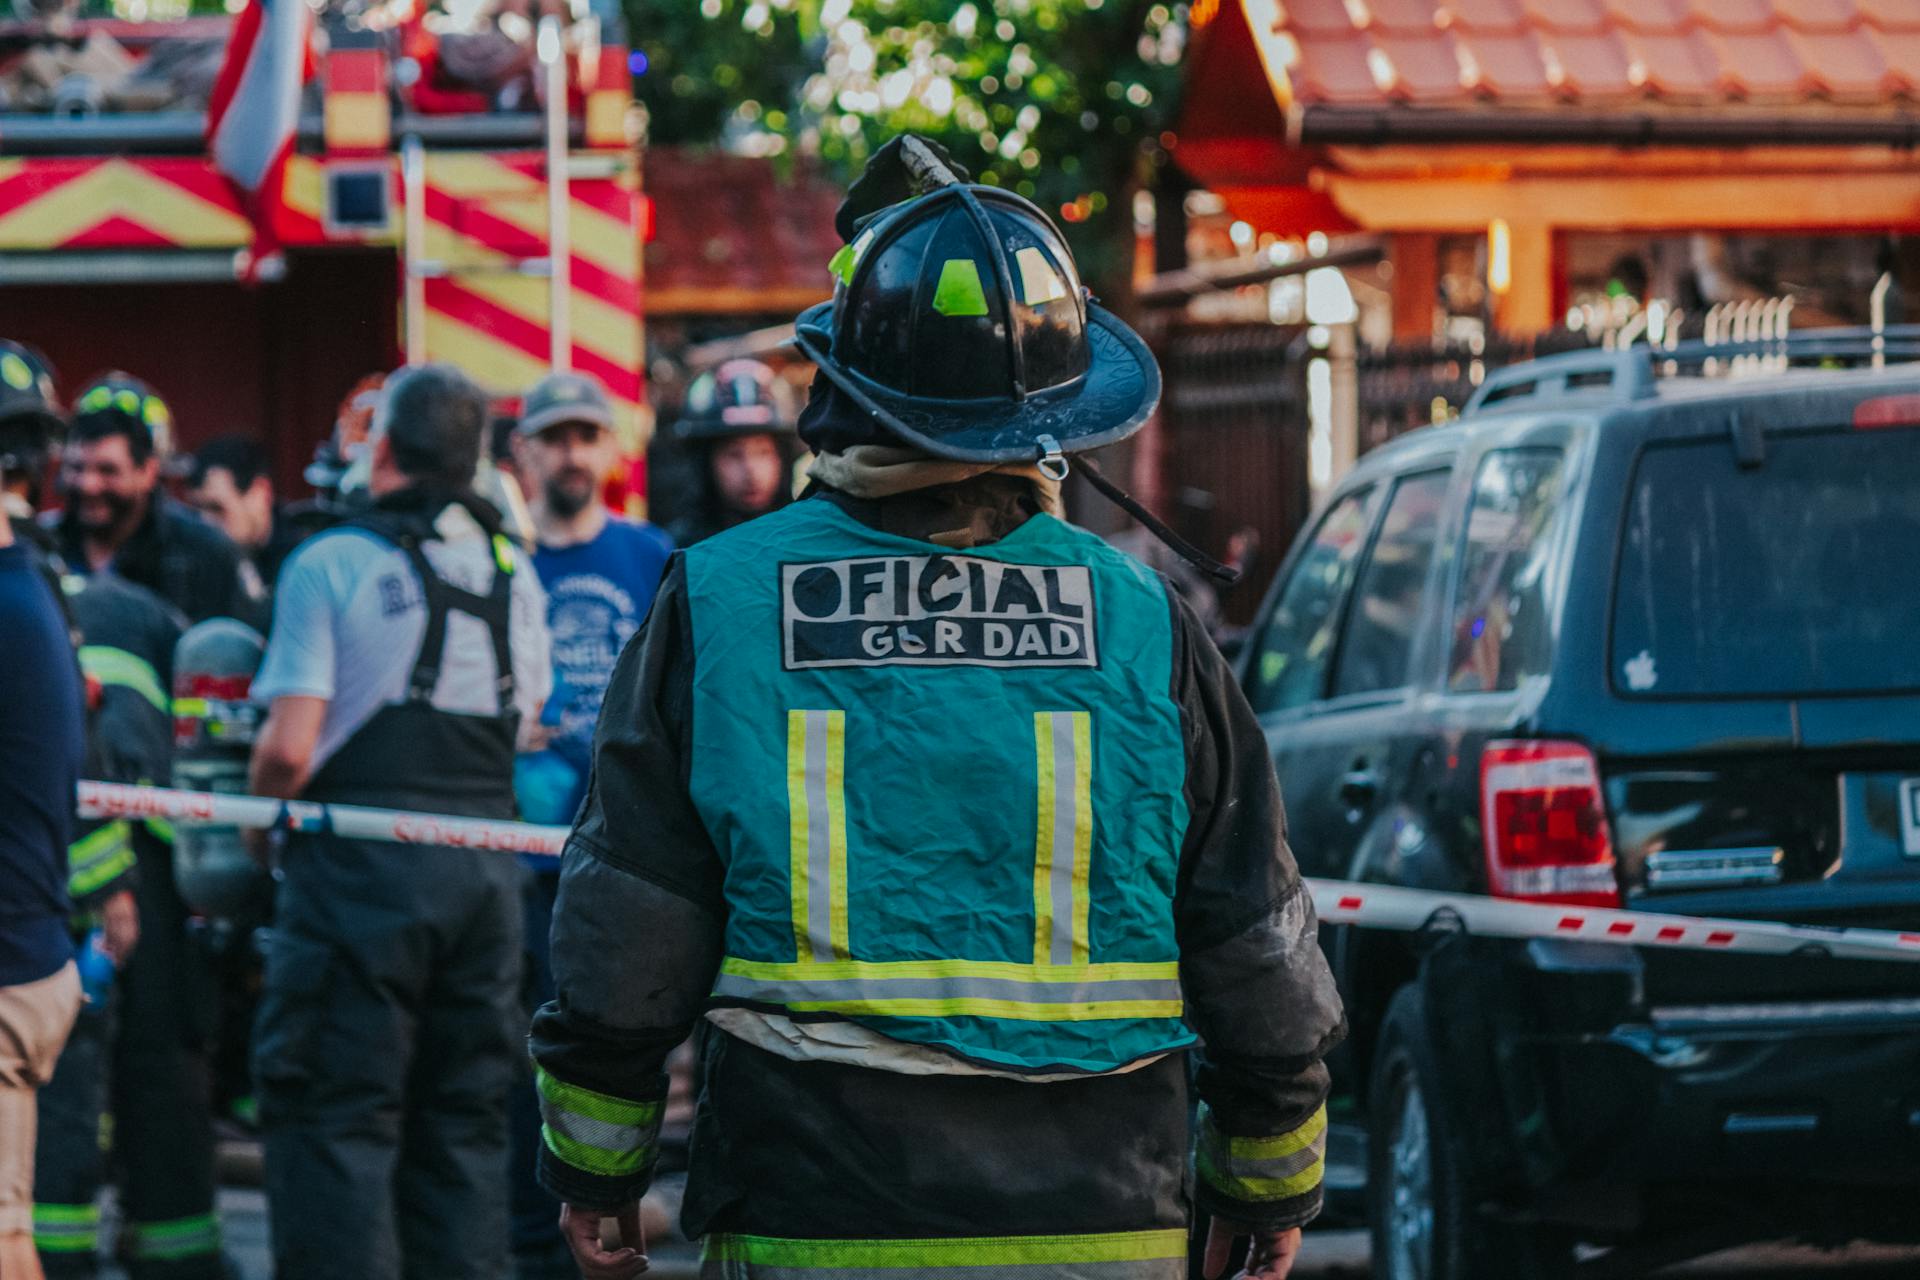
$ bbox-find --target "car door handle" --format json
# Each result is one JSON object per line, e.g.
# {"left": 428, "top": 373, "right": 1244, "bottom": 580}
{"left": 1339, "top": 765, "right": 1380, "bottom": 806}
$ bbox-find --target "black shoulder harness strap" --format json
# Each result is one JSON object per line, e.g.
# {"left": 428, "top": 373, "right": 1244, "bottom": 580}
{"left": 342, "top": 510, "right": 516, "bottom": 710}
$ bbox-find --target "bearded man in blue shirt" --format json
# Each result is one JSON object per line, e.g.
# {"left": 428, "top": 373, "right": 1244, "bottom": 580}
{"left": 509, "top": 371, "right": 673, "bottom": 1277}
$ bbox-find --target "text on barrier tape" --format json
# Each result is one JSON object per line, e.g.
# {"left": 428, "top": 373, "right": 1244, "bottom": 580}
{"left": 80, "top": 780, "right": 1920, "bottom": 963}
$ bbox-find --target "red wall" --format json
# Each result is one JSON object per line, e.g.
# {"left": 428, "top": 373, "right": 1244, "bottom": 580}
{"left": 5, "top": 250, "right": 399, "bottom": 500}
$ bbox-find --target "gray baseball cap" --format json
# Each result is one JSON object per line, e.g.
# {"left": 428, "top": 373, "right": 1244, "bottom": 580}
{"left": 517, "top": 372, "right": 616, "bottom": 438}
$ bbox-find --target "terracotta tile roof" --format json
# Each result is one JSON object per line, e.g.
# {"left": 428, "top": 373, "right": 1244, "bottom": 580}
{"left": 1253, "top": 0, "right": 1920, "bottom": 107}
{"left": 643, "top": 148, "right": 842, "bottom": 317}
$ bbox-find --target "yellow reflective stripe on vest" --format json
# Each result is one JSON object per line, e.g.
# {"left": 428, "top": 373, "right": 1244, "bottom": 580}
{"left": 1032, "top": 710, "right": 1092, "bottom": 966}
{"left": 1195, "top": 1101, "right": 1329, "bottom": 1203}
{"left": 787, "top": 709, "right": 850, "bottom": 962}
{"left": 751, "top": 706, "right": 1186, "bottom": 1022}
{"left": 713, "top": 956, "right": 1181, "bottom": 1022}
{"left": 701, "top": 1228, "right": 1189, "bottom": 1270}
{"left": 77, "top": 645, "right": 166, "bottom": 715}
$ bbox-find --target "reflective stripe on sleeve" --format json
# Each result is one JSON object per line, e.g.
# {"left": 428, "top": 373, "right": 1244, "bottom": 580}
{"left": 712, "top": 956, "right": 1181, "bottom": 1022}
{"left": 535, "top": 1066, "right": 662, "bottom": 1179}
{"left": 700, "top": 1228, "right": 1189, "bottom": 1276}
{"left": 32, "top": 1203, "right": 100, "bottom": 1253}
{"left": 67, "top": 820, "right": 135, "bottom": 897}
{"left": 1195, "top": 1102, "right": 1329, "bottom": 1203}
{"left": 77, "top": 645, "right": 167, "bottom": 715}
{"left": 126, "top": 1212, "right": 222, "bottom": 1261}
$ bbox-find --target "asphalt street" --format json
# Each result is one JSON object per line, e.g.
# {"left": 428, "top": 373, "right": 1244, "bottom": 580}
{"left": 92, "top": 1189, "right": 1920, "bottom": 1279}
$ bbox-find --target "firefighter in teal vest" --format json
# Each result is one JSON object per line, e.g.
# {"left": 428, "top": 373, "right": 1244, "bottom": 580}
{"left": 530, "top": 136, "right": 1345, "bottom": 1280}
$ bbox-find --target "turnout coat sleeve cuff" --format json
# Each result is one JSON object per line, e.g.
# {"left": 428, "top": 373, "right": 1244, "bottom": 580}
{"left": 532, "top": 1065, "right": 665, "bottom": 1211}
{"left": 1193, "top": 1101, "right": 1328, "bottom": 1231}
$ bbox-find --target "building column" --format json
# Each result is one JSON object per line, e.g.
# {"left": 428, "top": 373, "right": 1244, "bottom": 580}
{"left": 1493, "top": 221, "right": 1554, "bottom": 336}
{"left": 1389, "top": 233, "right": 1438, "bottom": 341}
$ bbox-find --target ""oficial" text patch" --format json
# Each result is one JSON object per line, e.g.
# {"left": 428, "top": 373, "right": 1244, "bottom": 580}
{"left": 781, "top": 555, "right": 1098, "bottom": 669}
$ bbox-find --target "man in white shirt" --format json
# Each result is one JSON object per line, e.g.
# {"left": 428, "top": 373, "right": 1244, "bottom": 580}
{"left": 248, "top": 364, "right": 551, "bottom": 1280}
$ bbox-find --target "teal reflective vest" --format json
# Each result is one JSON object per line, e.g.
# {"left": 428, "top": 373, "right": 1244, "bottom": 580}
{"left": 684, "top": 498, "right": 1196, "bottom": 1075}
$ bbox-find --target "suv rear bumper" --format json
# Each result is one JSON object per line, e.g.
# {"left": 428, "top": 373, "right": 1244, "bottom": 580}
{"left": 1489, "top": 940, "right": 1920, "bottom": 1198}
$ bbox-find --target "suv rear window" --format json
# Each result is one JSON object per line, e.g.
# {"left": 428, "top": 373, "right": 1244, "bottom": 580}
{"left": 1612, "top": 426, "right": 1920, "bottom": 697}
{"left": 1448, "top": 447, "right": 1567, "bottom": 693}
{"left": 1246, "top": 486, "right": 1376, "bottom": 714}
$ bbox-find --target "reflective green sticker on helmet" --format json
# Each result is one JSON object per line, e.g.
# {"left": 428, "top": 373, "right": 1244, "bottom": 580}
{"left": 115, "top": 389, "right": 140, "bottom": 416}
{"left": 829, "top": 227, "right": 878, "bottom": 286}
{"left": 142, "top": 398, "right": 171, "bottom": 431}
{"left": 932, "top": 258, "right": 990, "bottom": 318}
{"left": 828, "top": 244, "right": 856, "bottom": 285}
{"left": 0, "top": 353, "right": 31, "bottom": 391}
{"left": 1015, "top": 246, "right": 1067, "bottom": 306}
{"left": 80, "top": 387, "right": 112, "bottom": 412}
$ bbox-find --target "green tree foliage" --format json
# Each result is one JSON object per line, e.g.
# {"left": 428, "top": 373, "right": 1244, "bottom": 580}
{"left": 628, "top": 0, "right": 1188, "bottom": 292}
{"left": 628, "top": 0, "right": 812, "bottom": 151}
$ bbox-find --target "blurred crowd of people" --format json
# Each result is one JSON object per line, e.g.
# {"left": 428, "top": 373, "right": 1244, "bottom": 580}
{"left": 0, "top": 341, "right": 800, "bottom": 1280}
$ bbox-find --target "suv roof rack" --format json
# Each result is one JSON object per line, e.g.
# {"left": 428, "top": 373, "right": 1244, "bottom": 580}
{"left": 1461, "top": 325, "right": 1920, "bottom": 417}
{"left": 1463, "top": 348, "right": 1654, "bottom": 415}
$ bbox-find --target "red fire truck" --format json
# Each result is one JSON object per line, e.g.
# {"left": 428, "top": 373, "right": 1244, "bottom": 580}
{"left": 0, "top": 9, "right": 647, "bottom": 500}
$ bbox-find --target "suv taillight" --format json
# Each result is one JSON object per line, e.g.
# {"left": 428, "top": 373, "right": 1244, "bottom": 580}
{"left": 1480, "top": 740, "right": 1620, "bottom": 908}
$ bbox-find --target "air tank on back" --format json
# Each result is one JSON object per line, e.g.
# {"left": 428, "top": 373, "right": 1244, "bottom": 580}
{"left": 171, "top": 617, "right": 271, "bottom": 921}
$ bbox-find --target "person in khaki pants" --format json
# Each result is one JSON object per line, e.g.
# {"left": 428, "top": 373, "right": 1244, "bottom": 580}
{"left": 2, "top": 965, "right": 83, "bottom": 1279}
{"left": 0, "top": 450, "right": 89, "bottom": 1280}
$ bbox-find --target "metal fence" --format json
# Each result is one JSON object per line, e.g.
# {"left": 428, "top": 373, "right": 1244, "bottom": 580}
{"left": 1152, "top": 320, "right": 1312, "bottom": 628}
{"left": 1355, "top": 329, "right": 1597, "bottom": 448}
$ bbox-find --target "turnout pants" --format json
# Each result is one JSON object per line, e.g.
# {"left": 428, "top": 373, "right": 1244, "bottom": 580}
{"left": 686, "top": 1029, "right": 1195, "bottom": 1279}
{"left": 255, "top": 834, "right": 522, "bottom": 1280}
{"left": 508, "top": 866, "right": 567, "bottom": 1270}
{"left": 35, "top": 840, "right": 221, "bottom": 1278}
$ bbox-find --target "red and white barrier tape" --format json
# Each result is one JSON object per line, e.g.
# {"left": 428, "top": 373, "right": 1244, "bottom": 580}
{"left": 1312, "top": 879, "right": 1920, "bottom": 965}
{"left": 79, "top": 779, "right": 564, "bottom": 858}
{"left": 82, "top": 780, "right": 1920, "bottom": 963}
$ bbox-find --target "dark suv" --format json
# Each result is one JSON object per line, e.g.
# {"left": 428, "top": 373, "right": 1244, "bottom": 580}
{"left": 1234, "top": 347, "right": 1920, "bottom": 1279}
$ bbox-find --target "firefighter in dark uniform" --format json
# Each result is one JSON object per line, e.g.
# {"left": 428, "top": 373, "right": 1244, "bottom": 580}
{"left": 248, "top": 364, "right": 551, "bottom": 1280}
{"left": 52, "top": 374, "right": 260, "bottom": 627}
{"left": 35, "top": 576, "right": 231, "bottom": 1279}
{"left": 530, "top": 137, "right": 1345, "bottom": 1280}
{"left": 2, "top": 342, "right": 227, "bottom": 1278}
{"left": 661, "top": 358, "right": 801, "bottom": 547}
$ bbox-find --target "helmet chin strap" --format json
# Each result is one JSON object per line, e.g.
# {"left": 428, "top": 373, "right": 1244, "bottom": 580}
{"left": 1034, "top": 436, "right": 1242, "bottom": 586}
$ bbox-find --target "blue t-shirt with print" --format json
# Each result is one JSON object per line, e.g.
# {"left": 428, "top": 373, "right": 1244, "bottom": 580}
{"left": 532, "top": 516, "right": 673, "bottom": 778}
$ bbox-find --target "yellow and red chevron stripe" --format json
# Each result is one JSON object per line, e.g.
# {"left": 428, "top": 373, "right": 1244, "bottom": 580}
{"left": 413, "top": 151, "right": 644, "bottom": 447}
{"left": 0, "top": 157, "right": 252, "bottom": 249}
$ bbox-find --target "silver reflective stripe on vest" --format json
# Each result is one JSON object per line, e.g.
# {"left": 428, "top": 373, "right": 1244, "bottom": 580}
{"left": 712, "top": 969, "right": 1183, "bottom": 1007}
{"left": 788, "top": 709, "right": 849, "bottom": 962}
{"left": 1033, "top": 711, "right": 1092, "bottom": 966}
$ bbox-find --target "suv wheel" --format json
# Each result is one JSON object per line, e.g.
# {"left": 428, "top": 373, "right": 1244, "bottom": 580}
{"left": 1368, "top": 985, "right": 1574, "bottom": 1280}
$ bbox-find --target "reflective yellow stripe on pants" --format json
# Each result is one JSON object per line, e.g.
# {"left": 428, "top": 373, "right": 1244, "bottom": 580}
{"left": 700, "top": 1229, "right": 1189, "bottom": 1279}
